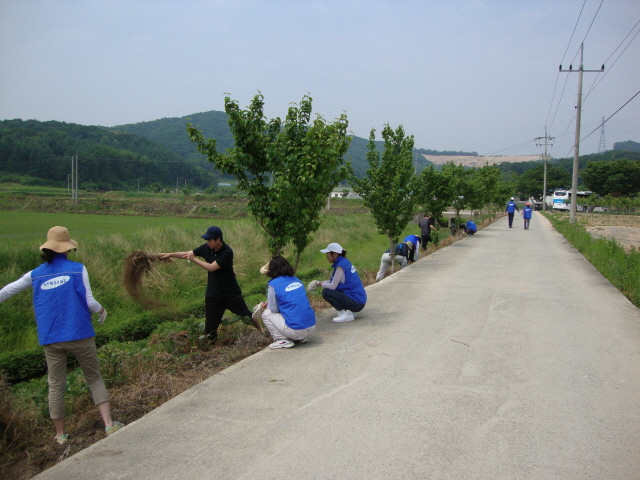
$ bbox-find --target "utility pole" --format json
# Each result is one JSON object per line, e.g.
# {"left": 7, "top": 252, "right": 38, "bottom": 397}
{"left": 560, "top": 43, "right": 604, "bottom": 223}
{"left": 70, "top": 155, "right": 78, "bottom": 205}
{"left": 74, "top": 154, "right": 78, "bottom": 205}
{"left": 535, "top": 127, "right": 554, "bottom": 211}
{"left": 598, "top": 116, "right": 606, "bottom": 153}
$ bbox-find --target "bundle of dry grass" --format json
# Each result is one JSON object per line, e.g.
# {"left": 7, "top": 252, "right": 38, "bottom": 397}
{"left": 123, "top": 250, "right": 171, "bottom": 308}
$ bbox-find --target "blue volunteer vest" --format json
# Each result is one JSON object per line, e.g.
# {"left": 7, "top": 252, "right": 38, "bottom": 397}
{"left": 466, "top": 221, "right": 477, "bottom": 232}
{"left": 333, "top": 256, "right": 367, "bottom": 305}
{"left": 523, "top": 207, "right": 533, "bottom": 219}
{"left": 268, "top": 276, "right": 316, "bottom": 330}
{"left": 507, "top": 201, "right": 517, "bottom": 213}
{"left": 31, "top": 254, "right": 94, "bottom": 345}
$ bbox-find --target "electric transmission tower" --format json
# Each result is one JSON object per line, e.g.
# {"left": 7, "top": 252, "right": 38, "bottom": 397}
{"left": 598, "top": 116, "right": 606, "bottom": 153}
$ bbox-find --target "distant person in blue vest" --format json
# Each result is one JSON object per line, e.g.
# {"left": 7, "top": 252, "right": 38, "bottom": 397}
{"left": 375, "top": 239, "right": 414, "bottom": 281}
{"left": 505, "top": 197, "right": 519, "bottom": 228}
{"left": 258, "top": 256, "right": 316, "bottom": 349}
{"left": 465, "top": 220, "right": 477, "bottom": 235}
{"left": 309, "top": 243, "right": 367, "bottom": 323}
{"left": 404, "top": 234, "right": 421, "bottom": 262}
{"left": 159, "top": 226, "right": 263, "bottom": 344}
{"left": 522, "top": 202, "right": 533, "bottom": 230}
{"left": 0, "top": 226, "right": 124, "bottom": 445}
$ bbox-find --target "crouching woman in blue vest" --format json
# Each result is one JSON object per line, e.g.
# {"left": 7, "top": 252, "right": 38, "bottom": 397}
{"left": 310, "top": 243, "right": 367, "bottom": 323}
{"left": 0, "top": 226, "right": 124, "bottom": 444}
{"left": 260, "top": 256, "right": 316, "bottom": 349}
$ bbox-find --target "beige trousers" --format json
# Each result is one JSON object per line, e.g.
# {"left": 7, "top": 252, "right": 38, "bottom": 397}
{"left": 43, "top": 336, "right": 109, "bottom": 419}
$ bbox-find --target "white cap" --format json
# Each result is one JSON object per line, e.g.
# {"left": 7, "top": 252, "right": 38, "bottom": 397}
{"left": 320, "top": 242, "right": 343, "bottom": 254}
{"left": 511, "top": 197, "right": 514, "bottom": 200}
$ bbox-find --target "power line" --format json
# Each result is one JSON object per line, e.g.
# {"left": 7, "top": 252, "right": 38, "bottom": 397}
{"left": 580, "top": 0, "right": 604, "bottom": 45}
{"left": 581, "top": 89, "right": 640, "bottom": 142}
{"left": 583, "top": 24, "right": 640, "bottom": 104}
{"left": 545, "top": 0, "right": 588, "bottom": 128}
{"left": 483, "top": 139, "right": 538, "bottom": 157}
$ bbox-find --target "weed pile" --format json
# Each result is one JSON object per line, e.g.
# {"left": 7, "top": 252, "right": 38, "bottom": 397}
{"left": 123, "top": 250, "right": 171, "bottom": 308}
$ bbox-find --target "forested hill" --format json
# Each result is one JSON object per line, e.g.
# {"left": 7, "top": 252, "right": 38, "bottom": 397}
{"left": 0, "top": 119, "right": 217, "bottom": 191}
{"left": 112, "top": 111, "right": 480, "bottom": 178}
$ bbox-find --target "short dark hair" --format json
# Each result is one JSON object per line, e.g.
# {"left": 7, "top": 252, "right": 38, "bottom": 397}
{"left": 266, "top": 255, "right": 295, "bottom": 278}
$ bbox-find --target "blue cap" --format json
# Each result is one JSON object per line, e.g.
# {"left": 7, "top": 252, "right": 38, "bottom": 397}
{"left": 201, "top": 226, "right": 223, "bottom": 240}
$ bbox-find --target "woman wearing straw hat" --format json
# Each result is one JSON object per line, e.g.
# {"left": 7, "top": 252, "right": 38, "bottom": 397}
{"left": 258, "top": 256, "right": 315, "bottom": 349}
{"left": 0, "top": 226, "right": 124, "bottom": 444}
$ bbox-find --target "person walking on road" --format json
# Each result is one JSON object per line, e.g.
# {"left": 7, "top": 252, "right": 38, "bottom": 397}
{"left": 505, "top": 197, "right": 519, "bottom": 228}
{"left": 258, "top": 256, "right": 316, "bottom": 349}
{"left": 0, "top": 226, "right": 124, "bottom": 444}
{"left": 159, "top": 226, "right": 263, "bottom": 343}
{"left": 418, "top": 214, "right": 435, "bottom": 252}
{"left": 308, "top": 243, "right": 367, "bottom": 323}
{"left": 375, "top": 239, "right": 413, "bottom": 281}
{"left": 522, "top": 202, "right": 533, "bottom": 230}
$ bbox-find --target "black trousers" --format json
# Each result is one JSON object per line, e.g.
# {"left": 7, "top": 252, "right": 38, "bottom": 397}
{"left": 508, "top": 213, "right": 515, "bottom": 227}
{"left": 204, "top": 294, "right": 252, "bottom": 340}
{"left": 420, "top": 234, "right": 431, "bottom": 251}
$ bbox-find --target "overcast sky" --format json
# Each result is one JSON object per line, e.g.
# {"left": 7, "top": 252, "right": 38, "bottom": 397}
{"left": 1, "top": 0, "right": 638, "bottom": 158}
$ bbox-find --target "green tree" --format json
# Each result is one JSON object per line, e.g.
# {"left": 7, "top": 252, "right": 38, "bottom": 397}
{"left": 415, "top": 165, "right": 456, "bottom": 221}
{"left": 582, "top": 159, "right": 640, "bottom": 196}
{"left": 516, "top": 163, "right": 571, "bottom": 199}
{"left": 350, "top": 124, "right": 417, "bottom": 273}
{"left": 187, "top": 94, "right": 350, "bottom": 268}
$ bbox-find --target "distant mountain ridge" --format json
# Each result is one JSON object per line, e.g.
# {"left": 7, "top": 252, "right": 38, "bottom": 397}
{"left": 112, "top": 111, "right": 480, "bottom": 178}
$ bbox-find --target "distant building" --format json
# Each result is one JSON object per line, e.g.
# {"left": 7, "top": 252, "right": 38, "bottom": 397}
{"left": 330, "top": 191, "right": 362, "bottom": 199}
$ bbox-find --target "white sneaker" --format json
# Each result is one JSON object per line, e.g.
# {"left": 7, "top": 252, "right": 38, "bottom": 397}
{"left": 269, "top": 339, "right": 294, "bottom": 349}
{"left": 297, "top": 338, "right": 308, "bottom": 344}
{"left": 332, "top": 310, "right": 346, "bottom": 322}
{"left": 333, "top": 310, "right": 355, "bottom": 323}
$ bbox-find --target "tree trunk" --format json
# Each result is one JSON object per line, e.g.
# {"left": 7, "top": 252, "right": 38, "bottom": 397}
{"left": 293, "top": 252, "right": 300, "bottom": 274}
{"left": 388, "top": 236, "right": 396, "bottom": 275}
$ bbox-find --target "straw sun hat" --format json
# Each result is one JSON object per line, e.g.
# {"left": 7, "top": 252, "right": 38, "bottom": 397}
{"left": 39, "top": 226, "right": 78, "bottom": 253}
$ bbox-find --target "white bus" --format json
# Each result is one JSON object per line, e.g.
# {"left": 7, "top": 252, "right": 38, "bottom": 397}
{"left": 552, "top": 190, "right": 592, "bottom": 212}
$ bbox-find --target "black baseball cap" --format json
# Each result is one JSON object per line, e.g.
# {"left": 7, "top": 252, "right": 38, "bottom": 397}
{"left": 201, "top": 226, "right": 223, "bottom": 240}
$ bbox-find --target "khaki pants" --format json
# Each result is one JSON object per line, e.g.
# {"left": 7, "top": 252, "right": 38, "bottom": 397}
{"left": 376, "top": 253, "right": 408, "bottom": 281}
{"left": 43, "top": 336, "right": 109, "bottom": 419}
{"left": 261, "top": 309, "right": 315, "bottom": 342}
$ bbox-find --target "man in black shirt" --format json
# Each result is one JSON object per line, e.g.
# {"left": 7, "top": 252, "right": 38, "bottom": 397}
{"left": 418, "top": 214, "right": 435, "bottom": 252}
{"left": 159, "top": 226, "right": 262, "bottom": 343}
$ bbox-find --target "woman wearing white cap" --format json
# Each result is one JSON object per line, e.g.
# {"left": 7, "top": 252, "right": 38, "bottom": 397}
{"left": 0, "top": 226, "right": 124, "bottom": 444}
{"left": 310, "top": 243, "right": 367, "bottom": 323}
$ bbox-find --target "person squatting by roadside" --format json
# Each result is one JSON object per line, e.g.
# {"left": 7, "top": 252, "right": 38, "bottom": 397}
{"left": 0, "top": 226, "right": 124, "bottom": 445}
{"left": 505, "top": 197, "right": 519, "bottom": 228}
{"left": 522, "top": 202, "right": 533, "bottom": 230}
{"left": 418, "top": 214, "right": 436, "bottom": 252}
{"left": 308, "top": 243, "right": 367, "bottom": 323}
{"left": 404, "top": 234, "right": 421, "bottom": 263}
{"left": 375, "top": 239, "right": 414, "bottom": 281}
{"left": 159, "top": 226, "right": 263, "bottom": 344}
{"left": 257, "top": 256, "right": 316, "bottom": 349}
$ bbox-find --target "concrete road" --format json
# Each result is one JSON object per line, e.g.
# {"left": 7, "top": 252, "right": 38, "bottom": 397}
{"left": 35, "top": 212, "right": 640, "bottom": 479}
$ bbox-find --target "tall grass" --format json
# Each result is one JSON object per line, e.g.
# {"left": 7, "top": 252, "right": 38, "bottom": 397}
{"left": 0, "top": 210, "right": 425, "bottom": 354}
{"left": 544, "top": 213, "right": 640, "bottom": 306}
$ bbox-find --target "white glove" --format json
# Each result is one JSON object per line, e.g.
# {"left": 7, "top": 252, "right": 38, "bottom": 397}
{"left": 98, "top": 308, "right": 108, "bottom": 324}
{"left": 251, "top": 302, "right": 265, "bottom": 321}
{"left": 307, "top": 280, "right": 320, "bottom": 292}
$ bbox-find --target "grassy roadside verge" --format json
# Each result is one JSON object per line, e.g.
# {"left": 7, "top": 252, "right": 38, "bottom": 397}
{"left": 543, "top": 212, "right": 640, "bottom": 307}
